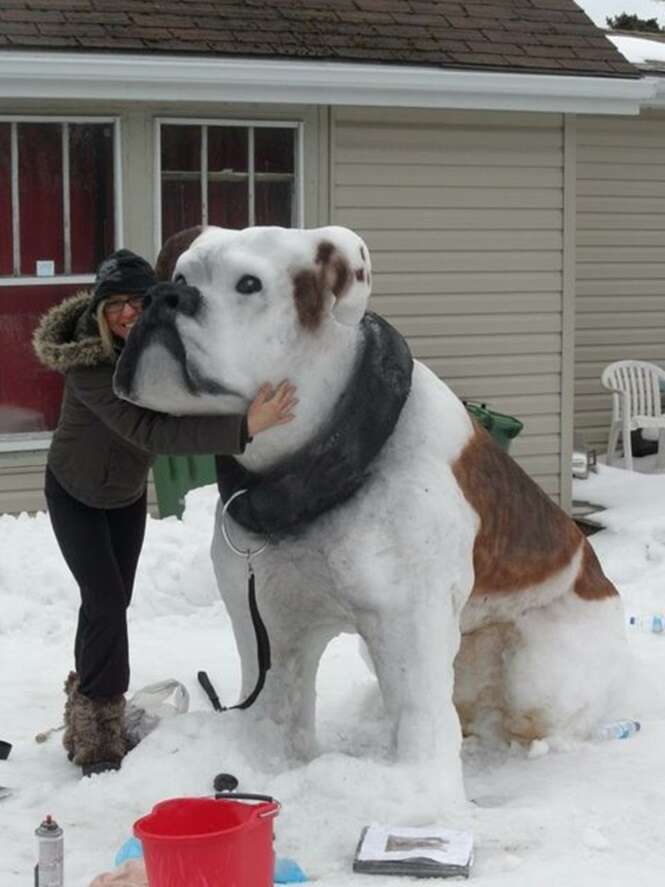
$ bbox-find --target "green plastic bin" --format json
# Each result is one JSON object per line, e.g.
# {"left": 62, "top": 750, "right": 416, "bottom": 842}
{"left": 463, "top": 401, "right": 523, "bottom": 452}
{"left": 152, "top": 455, "right": 217, "bottom": 519}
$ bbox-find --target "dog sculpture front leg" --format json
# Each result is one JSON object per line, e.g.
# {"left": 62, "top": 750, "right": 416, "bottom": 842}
{"left": 212, "top": 517, "right": 341, "bottom": 760}
{"left": 253, "top": 620, "right": 336, "bottom": 760}
{"left": 358, "top": 591, "right": 468, "bottom": 807}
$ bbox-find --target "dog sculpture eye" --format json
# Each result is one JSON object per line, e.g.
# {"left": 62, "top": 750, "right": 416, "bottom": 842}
{"left": 174, "top": 273, "right": 186, "bottom": 285}
{"left": 236, "top": 275, "right": 262, "bottom": 295}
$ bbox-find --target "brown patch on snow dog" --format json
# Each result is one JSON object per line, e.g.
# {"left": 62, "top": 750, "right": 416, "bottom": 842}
{"left": 293, "top": 240, "right": 354, "bottom": 331}
{"left": 452, "top": 425, "right": 618, "bottom": 599}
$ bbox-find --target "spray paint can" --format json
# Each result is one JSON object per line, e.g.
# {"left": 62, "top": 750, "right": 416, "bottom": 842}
{"left": 34, "top": 815, "right": 64, "bottom": 887}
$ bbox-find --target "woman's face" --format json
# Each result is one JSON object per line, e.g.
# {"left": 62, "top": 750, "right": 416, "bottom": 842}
{"left": 103, "top": 295, "right": 144, "bottom": 340}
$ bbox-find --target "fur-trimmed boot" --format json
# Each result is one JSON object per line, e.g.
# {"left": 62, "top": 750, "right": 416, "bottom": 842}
{"left": 69, "top": 690, "right": 128, "bottom": 777}
{"left": 62, "top": 671, "right": 79, "bottom": 762}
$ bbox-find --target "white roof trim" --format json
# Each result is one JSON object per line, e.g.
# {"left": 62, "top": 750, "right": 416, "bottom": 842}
{"left": 0, "top": 50, "right": 655, "bottom": 115}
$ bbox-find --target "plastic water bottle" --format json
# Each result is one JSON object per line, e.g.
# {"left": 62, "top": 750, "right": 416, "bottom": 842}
{"left": 628, "top": 615, "right": 665, "bottom": 633}
{"left": 592, "top": 720, "right": 641, "bottom": 741}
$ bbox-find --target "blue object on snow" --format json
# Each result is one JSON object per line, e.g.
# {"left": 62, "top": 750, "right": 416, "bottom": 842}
{"left": 275, "top": 856, "right": 308, "bottom": 883}
{"left": 114, "top": 836, "right": 143, "bottom": 867}
{"left": 114, "top": 836, "right": 306, "bottom": 882}
{"left": 628, "top": 614, "right": 665, "bottom": 633}
{"left": 592, "top": 719, "right": 641, "bottom": 741}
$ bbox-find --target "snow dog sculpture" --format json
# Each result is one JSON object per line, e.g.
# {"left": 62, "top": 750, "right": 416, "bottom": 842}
{"left": 115, "top": 225, "right": 625, "bottom": 806}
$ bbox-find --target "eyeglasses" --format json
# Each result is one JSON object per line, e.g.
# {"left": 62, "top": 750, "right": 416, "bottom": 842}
{"left": 104, "top": 295, "right": 144, "bottom": 315}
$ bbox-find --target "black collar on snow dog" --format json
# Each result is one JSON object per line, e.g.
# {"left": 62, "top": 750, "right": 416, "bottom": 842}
{"left": 216, "top": 312, "right": 414, "bottom": 540}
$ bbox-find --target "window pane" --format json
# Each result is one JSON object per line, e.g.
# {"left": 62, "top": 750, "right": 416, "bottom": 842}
{"left": 0, "top": 285, "right": 70, "bottom": 434}
{"left": 69, "top": 123, "right": 115, "bottom": 273}
{"left": 19, "top": 123, "right": 64, "bottom": 276}
{"left": 209, "top": 181, "right": 249, "bottom": 229}
{"left": 208, "top": 126, "right": 247, "bottom": 173}
{"left": 162, "top": 124, "right": 201, "bottom": 173}
{"left": 254, "top": 128, "right": 295, "bottom": 227}
{"left": 208, "top": 126, "right": 248, "bottom": 229}
{"left": 0, "top": 123, "right": 12, "bottom": 275}
{"left": 255, "top": 128, "right": 294, "bottom": 174}
{"left": 255, "top": 181, "right": 293, "bottom": 227}
{"left": 161, "top": 125, "right": 201, "bottom": 242}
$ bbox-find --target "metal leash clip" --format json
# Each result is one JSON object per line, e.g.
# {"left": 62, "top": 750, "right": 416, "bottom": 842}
{"left": 220, "top": 488, "right": 268, "bottom": 561}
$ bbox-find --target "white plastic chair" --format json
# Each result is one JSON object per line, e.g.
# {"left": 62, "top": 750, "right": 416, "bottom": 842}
{"left": 601, "top": 360, "right": 665, "bottom": 471}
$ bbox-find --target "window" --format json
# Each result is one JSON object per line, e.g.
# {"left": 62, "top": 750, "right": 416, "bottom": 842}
{"left": 158, "top": 120, "right": 301, "bottom": 244}
{"left": 0, "top": 118, "right": 119, "bottom": 442}
{"left": 0, "top": 120, "right": 116, "bottom": 278}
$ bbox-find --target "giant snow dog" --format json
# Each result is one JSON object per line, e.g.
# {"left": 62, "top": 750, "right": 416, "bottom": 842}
{"left": 115, "top": 225, "right": 625, "bottom": 806}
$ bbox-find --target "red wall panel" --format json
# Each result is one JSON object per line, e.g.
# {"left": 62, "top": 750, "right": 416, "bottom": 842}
{"left": 0, "top": 285, "right": 73, "bottom": 433}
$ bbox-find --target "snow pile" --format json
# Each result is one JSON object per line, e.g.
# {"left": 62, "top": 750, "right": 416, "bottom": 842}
{"left": 2, "top": 469, "right": 665, "bottom": 885}
{"left": 573, "top": 465, "right": 665, "bottom": 727}
{"left": 580, "top": 465, "right": 665, "bottom": 632}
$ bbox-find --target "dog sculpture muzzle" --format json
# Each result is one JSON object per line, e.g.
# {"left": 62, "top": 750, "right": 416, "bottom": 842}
{"left": 114, "top": 281, "right": 233, "bottom": 401}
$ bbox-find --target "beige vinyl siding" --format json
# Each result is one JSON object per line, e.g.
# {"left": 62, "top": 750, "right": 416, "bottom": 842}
{"left": 576, "top": 112, "right": 665, "bottom": 451}
{"left": 0, "top": 450, "right": 50, "bottom": 515}
{"left": 332, "top": 107, "right": 566, "bottom": 499}
{"left": 0, "top": 449, "right": 159, "bottom": 516}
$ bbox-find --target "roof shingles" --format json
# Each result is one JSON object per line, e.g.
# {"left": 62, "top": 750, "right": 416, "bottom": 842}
{"left": 0, "top": 0, "right": 637, "bottom": 77}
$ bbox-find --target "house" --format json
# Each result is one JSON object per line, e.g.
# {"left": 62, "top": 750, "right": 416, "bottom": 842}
{"left": 0, "top": 0, "right": 660, "bottom": 515}
{"left": 573, "top": 29, "right": 665, "bottom": 453}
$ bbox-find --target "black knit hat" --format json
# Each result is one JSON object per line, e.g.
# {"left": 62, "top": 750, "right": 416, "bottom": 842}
{"left": 91, "top": 249, "right": 157, "bottom": 312}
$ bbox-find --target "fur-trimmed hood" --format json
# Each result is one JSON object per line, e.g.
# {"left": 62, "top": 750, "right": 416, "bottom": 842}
{"left": 33, "top": 291, "right": 112, "bottom": 373}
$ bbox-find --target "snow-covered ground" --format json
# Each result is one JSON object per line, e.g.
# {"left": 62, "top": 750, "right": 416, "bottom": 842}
{"left": 2, "top": 464, "right": 665, "bottom": 886}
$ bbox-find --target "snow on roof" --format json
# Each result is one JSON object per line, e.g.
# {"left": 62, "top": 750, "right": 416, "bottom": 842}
{"left": 608, "top": 33, "right": 665, "bottom": 65}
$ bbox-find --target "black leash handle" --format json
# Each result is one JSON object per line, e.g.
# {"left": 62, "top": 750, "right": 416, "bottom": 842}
{"left": 197, "top": 564, "right": 272, "bottom": 713}
{"left": 197, "top": 670, "right": 222, "bottom": 712}
{"left": 234, "top": 565, "right": 271, "bottom": 710}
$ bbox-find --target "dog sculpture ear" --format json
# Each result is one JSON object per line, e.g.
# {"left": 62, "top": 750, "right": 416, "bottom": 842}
{"left": 154, "top": 226, "right": 205, "bottom": 282}
{"left": 311, "top": 226, "right": 372, "bottom": 327}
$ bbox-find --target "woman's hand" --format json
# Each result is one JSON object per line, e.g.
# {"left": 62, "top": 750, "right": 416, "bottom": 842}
{"left": 247, "top": 381, "right": 298, "bottom": 437}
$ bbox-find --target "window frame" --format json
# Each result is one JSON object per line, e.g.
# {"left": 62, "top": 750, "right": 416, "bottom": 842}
{"left": 0, "top": 114, "right": 123, "bottom": 288}
{"left": 154, "top": 117, "right": 304, "bottom": 256}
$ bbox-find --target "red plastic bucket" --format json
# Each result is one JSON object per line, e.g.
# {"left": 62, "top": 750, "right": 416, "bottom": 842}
{"left": 133, "top": 795, "right": 279, "bottom": 887}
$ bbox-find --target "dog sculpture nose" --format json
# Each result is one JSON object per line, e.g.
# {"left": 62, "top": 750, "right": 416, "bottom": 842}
{"left": 142, "top": 281, "right": 202, "bottom": 318}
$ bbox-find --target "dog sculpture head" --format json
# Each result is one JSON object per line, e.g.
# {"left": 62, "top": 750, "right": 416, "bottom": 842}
{"left": 114, "top": 225, "right": 372, "bottom": 415}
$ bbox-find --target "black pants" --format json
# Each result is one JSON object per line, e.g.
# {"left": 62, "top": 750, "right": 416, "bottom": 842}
{"left": 45, "top": 468, "right": 147, "bottom": 698}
